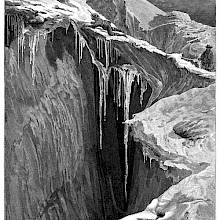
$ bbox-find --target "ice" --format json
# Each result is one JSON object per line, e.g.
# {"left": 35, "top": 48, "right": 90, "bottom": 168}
{"left": 71, "top": 22, "right": 86, "bottom": 64}
{"left": 29, "top": 32, "right": 40, "bottom": 84}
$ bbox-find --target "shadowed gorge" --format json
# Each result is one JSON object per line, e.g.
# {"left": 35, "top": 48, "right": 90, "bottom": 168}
{"left": 4, "top": 1, "right": 215, "bottom": 220}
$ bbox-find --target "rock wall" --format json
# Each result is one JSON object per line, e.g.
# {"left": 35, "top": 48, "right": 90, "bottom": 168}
{"left": 5, "top": 25, "right": 106, "bottom": 219}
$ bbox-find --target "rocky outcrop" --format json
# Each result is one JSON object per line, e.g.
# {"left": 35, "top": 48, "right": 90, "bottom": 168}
{"left": 147, "top": 0, "right": 216, "bottom": 27}
{"left": 86, "top": 0, "right": 128, "bottom": 33}
{"left": 148, "top": 11, "right": 216, "bottom": 69}
{"left": 125, "top": 84, "right": 215, "bottom": 219}
{"left": 86, "top": 0, "right": 216, "bottom": 70}
{"left": 125, "top": 0, "right": 165, "bottom": 39}
{"left": 4, "top": 0, "right": 215, "bottom": 219}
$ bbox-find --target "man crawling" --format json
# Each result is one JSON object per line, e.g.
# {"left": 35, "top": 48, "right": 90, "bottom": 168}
{"left": 84, "top": 13, "right": 126, "bottom": 37}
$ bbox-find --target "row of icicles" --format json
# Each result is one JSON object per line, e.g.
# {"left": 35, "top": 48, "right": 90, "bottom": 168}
{"left": 5, "top": 15, "right": 86, "bottom": 84}
{"left": 95, "top": 37, "right": 151, "bottom": 201}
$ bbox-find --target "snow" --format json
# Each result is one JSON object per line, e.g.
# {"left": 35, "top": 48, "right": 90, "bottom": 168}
{"left": 6, "top": 0, "right": 105, "bottom": 23}
{"left": 123, "top": 84, "right": 215, "bottom": 219}
{"left": 120, "top": 210, "right": 157, "bottom": 220}
{"left": 167, "top": 53, "right": 215, "bottom": 78}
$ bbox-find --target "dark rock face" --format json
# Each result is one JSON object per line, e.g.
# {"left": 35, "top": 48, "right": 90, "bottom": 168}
{"left": 146, "top": 0, "right": 216, "bottom": 26}
{"left": 5, "top": 25, "right": 105, "bottom": 220}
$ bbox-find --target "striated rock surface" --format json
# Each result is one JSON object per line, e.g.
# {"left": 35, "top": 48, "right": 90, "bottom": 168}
{"left": 125, "top": 84, "right": 215, "bottom": 219}
{"left": 5, "top": 28, "right": 104, "bottom": 220}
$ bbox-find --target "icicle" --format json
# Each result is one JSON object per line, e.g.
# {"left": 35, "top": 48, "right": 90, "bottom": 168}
{"left": 29, "top": 31, "right": 40, "bottom": 85}
{"left": 51, "top": 30, "right": 54, "bottom": 42}
{"left": 150, "top": 158, "right": 152, "bottom": 168}
{"left": 96, "top": 38, "right": 99, "bottom": 59}
{"left": 101, "top": 38, "right": 103, "bottom": 58}
{"left": 6, "top": 15, "right": 8, "bottom": 46}
{"left": 65, "top": 22, "right": 70, "bottom": 35}
{"left": 143, "top": 152, "right": 146, "bottom": 163}
{"left": 78, "top": 35, "right": 86, "bottom": 64}
{"left": 31, "top": 34, "right": 37, "bottom": 83}
{"left": 98, "top": 38, "right": 101, "bottom": 59}
{"left": 122, "top": 68, "right": 136, "bottom": 202}
{"left": 113, "top": 68, "right": 116, "bottom": 102}
{"left": 98, "top": 68, "right": 104, "bottom": 149}
{"left": 124, "top": 122, "right": 129, "bottom": 201}
{"left": 43, "top": 32, "right": 47, "bottom": 40}
{"left": 109, "top": 40, "right": 112, "bottom": 62}
{"left": 21, "top": 22, "right": 25, "bottom": 62}
{"left": 78, "top": 37, "right": 81, "bottom": 64}
{"left": 75, "top": 28, "right": 78, "bottom": 58}
{"left": 36, "top": 31, "right": 40, "bottom": 51}
{"left": 105, "top": 40, "right": 110, "bottom": 69}
{"left": 17, "top": 33, "right": 20, "bottom": 69}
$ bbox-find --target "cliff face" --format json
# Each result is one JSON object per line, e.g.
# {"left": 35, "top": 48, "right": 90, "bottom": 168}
{"left": 4, "top": 0, "right": 215, "bottom": 220}
{"left": 146, "top": 0, "right": 216, "bottom": 27}
{"left": 5, "top": 25, "right": 104, "bottom": 220}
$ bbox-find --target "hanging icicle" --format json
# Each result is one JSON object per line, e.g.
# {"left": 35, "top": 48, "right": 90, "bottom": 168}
{"left": 28, "top": 31, "right": 40, "bottom": 85}
{"left": 71, "top": 22, "right": 86, "bottom": 65}
{"left": 78, "top": 36, "right": 86, "bottom": 64}
{"left": 6, "top": 14, "right": 25, "bottom": 68}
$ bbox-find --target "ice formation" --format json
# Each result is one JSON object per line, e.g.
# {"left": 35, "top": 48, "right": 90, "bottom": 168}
{"left": 6, "top": 14, "right": 25, "bottom": 69}
{"left": 95, "top": 36, "right": 156, "bottom": 199}
{"left": 6, "top": 14, "right": 43, "bottom": 84}
{"left": 71, "top": 21, "right": 86, "bottom": 64}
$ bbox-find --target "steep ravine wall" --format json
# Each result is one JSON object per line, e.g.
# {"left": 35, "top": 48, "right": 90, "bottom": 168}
{"left": 5, "top": 9, "right": 215, "bottom": 220}
{"left": 5, "top": 25, "right": 107, "bottom": 219}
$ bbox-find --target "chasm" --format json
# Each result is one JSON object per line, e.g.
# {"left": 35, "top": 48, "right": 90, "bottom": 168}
{"left": 4, "top": 12, "right": 214, "bottom": 220}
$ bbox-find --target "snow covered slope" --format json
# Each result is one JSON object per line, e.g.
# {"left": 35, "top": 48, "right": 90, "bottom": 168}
{"left": 125, "top": 84, "right": 215, "bottom": 220}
